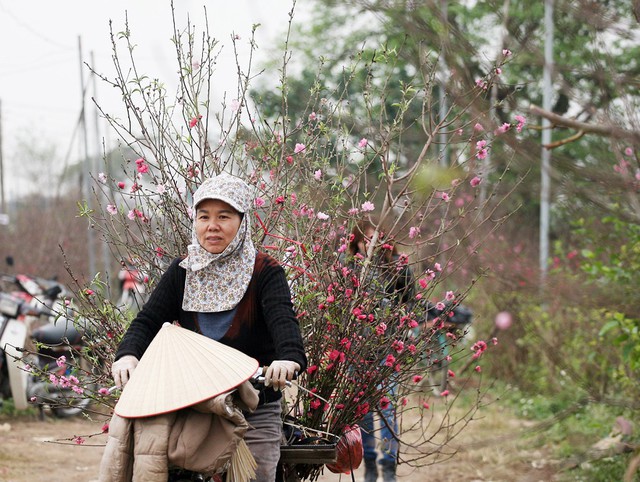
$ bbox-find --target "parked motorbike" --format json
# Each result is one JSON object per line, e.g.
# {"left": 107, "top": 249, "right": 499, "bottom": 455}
{"left": 0, "top": 292, "right": 29, "bottom": 410}
{"left": 0, "top": 272, "right": 71, "bottom": 329}
{"left": 0, "top": 281, "right": 91, "bottom": 417}
{"left": 28, "top": 317, "right": 92, "bottom": 418}
{"left": 417, "top": 301, "right": 474, "bottom": 395}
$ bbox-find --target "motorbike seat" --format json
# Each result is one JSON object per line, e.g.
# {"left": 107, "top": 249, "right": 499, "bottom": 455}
{"left": 32, "top": 321, "right": 84, "bottom": 346}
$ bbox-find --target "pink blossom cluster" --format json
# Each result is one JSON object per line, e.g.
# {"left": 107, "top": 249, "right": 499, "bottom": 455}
{"left": 49, "top": 373, "right": 83, "bottom": 394}
{"left": 135, "top": 158, "right": 149, "bottom": 174}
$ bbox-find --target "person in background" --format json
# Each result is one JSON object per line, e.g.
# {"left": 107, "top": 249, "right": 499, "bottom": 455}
{"left": 111, "top": 172, "right": 307, "bottom": 482}
{"left": 117, "top": 259, "right": 146, "bottom": 310}
{"left": 344, "top": 218, "right": 415, "bottom": 482}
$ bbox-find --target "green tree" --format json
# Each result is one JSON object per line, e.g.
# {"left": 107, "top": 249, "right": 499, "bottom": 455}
{"left": 256, "top": 0, "right": 640, "bottom": 227}
{"left": 258, "top": 1, "right": 640, "bottom": 453}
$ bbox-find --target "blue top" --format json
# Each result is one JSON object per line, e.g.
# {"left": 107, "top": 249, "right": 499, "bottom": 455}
{"left": 198, "top": 308, "right": 237, "bottom": 340}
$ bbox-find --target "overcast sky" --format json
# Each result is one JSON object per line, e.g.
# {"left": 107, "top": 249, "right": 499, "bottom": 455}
{"left": 0, "top": 0, "right": 305, "bottom": 202}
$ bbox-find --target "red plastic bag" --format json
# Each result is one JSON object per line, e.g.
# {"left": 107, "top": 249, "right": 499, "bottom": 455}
{"left": 326, "top": 425, "right": 364, "bottom": 474}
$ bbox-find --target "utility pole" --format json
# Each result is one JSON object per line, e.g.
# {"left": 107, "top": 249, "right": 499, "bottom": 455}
{"left": 79, "top": 36, "right": 96, "bottom": 280}
{"left": 540, "top": 0, "right": 554, "bottom": 284}
{"left": 0, "top": 99, "right": 5, "bottom": 216}
{"left": 91, "top": 51, "right": 111, "bottom": 279}
{"left": 438, "top": 0, "right": 449, "bottom": 167}
{"left": 481, "top": 0, "right": 511, "bottom": 205}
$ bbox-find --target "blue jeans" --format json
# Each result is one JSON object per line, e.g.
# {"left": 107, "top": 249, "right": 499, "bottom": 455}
{"left": 360, "top": 400, "right": 398, "bottom": 466}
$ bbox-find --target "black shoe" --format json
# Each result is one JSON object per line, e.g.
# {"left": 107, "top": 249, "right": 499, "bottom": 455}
{"left": 380, "top": 461, "right": 396, "bottom": 482}
{"left": 364, "top": 459, "right": 378, "bottom": 482}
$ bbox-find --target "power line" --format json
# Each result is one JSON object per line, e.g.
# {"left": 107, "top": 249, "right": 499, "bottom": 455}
{"left": 0, "top": 1, "right": 73, "bottom": 50}
{"left": 0, "top": 51, "right": 76, "bottom": 77}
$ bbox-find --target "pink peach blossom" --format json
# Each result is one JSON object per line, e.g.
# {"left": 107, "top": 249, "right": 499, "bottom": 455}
{"left": 189, "top": 115, "right": 202, "bottom": 128}
{"left": 361, "top": 201, "right": 375, "bottom": 212}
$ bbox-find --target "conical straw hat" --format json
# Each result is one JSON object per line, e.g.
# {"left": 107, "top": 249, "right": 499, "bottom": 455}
{"left": 115, "top": 323, "right": 259, "bottom": 418}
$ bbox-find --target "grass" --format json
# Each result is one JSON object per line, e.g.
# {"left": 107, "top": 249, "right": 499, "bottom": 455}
{"left": 497, "top": 383, "right": 640, "bottom": 481}
{"left": 0, "top": 397, "right": 40, "bottom": 420}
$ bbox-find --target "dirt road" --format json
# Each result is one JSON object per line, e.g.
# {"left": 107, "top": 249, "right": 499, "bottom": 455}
{"left": 0, "top": 402, "right": 560, "bottom": 482}
{"left": 0, "top": 416, "right": 107, "bottom": 481}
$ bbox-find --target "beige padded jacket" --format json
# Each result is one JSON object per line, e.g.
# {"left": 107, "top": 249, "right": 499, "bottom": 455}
{"left": 99, "top": 381, "right": 259, "bottom": 482}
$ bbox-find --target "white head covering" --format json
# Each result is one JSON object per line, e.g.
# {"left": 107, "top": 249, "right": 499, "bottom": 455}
{"left": 179, "top": 173, "right": 256, "bottom": 312}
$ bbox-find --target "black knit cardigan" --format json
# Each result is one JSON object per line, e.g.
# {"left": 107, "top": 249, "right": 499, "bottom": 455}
{"left": 115, "top": 251, "right": 307, "bottom": 404}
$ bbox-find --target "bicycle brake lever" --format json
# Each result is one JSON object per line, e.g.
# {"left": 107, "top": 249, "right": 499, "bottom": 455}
{"left": 256, "top": 376, "right": 292, "bottom": 387}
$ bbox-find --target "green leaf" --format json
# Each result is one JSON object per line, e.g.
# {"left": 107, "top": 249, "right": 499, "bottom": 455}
{"left": 598, "top": 320, "right": 619, "bottom": 337}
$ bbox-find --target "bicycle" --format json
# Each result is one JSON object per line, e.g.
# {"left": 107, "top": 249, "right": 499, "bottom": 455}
{"left": 164, "top": 370, "right": 340, "bottom": 482}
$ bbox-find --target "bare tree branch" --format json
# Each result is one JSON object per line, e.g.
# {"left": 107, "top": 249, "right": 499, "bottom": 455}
{"left": 530, "top": 104, "right": 640, "bottom": 145}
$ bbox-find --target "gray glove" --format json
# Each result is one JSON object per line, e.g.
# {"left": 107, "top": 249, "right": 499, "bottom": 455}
{"left": 264, "top": 360, "right": 300, "bottom": 391}
{"left": 111, "top": 355, "right": 139, "bottom": 389}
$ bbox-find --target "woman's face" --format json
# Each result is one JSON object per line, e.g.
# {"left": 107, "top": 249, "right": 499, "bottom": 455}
{"left": 195, "top": 199, "right": 242, "bottom": 254}
{"left": 357, "top": 227, "right": 376, "bottom": 254}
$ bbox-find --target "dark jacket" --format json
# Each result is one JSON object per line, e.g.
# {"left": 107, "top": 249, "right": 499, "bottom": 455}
{"left": 341, "top": 252, "right": 415, "bottom": 307}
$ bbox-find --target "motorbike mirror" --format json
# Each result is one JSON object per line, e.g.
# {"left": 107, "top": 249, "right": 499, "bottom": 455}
{"left": 0, "top": 293, "right": 22, "bottom": 318}
{"left": 5, "top": 256, "right": 14, "bottom": 267}
{"left": 45, "top": 285, "right": 62, "bottom": 299}
{"left": 20, "top": 302, "right": 52, "bottom": 317}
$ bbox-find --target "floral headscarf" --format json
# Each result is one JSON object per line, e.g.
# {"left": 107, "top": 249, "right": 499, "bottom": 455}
{"left": 179, "top": 173, "right": 256, "bottom": 312}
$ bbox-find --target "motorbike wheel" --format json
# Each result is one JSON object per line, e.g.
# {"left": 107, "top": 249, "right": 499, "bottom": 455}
{"left": 29, "top": 380, "right": 93, "bottom": 418}
{"left": 0, "top": 359, "right": 10, "bottom": 400}
{"left": 276, "top": 462, "right": 302, "bottom": 482}
{"left": 51, "top": 393, "right": 92, "bottom": 418}
{"left": 167, "top": 469, "right": 214, "bottom": 481}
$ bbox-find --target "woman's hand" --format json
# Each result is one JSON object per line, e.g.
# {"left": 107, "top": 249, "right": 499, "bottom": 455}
{"left": 111, "top": 355, "right": 139, "bottom": 389}
{"left": 264, "top": 360, "right": 300, "bottom": 391}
